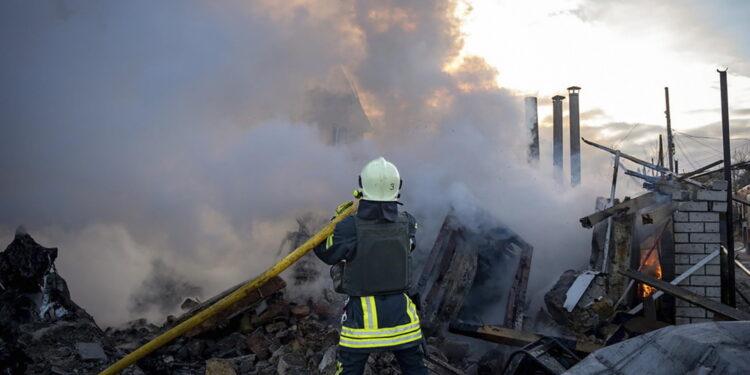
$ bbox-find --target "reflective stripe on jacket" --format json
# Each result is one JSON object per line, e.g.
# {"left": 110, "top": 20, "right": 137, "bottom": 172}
{"left": 339, "top": 293, "right": 423, "bottom": 351}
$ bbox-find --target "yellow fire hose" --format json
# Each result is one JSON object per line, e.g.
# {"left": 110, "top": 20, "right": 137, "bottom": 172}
{"left": 100, "top": 201, "right": 358, "bottom": 375}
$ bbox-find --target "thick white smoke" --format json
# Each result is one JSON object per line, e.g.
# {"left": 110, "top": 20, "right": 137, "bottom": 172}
{"left": 0, "top": 0, "right": 618, "bottom": 326}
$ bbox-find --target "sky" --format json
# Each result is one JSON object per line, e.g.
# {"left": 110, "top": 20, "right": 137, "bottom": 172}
{"left": 460, "top": 0, "right": 750, "bottom": 171}
{"left": 0, "top": 0, "right": 749, "bottom": 327}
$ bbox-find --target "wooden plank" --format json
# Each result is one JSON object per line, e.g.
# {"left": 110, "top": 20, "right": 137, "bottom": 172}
{"left": 620, "top": 269, "right": 750, "bottom": 321}
{"left": 449, "top": 324, "right": 600, "bottom": 353}
{"left": 679, "top": 160, "right": 723, "bottom": 179}
{"left": 580, "top": 192, "right": 658, "bottom": 228}
{"left": 505, "top": 241, "right": 533, "bottom": 329}
{"left": 166, "top": 276, "right": 286, "bottom": 336}
{"left": 424, "top": 354, "right": 464, "bottom": 375}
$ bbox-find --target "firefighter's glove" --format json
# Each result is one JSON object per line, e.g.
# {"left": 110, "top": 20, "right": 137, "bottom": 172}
{"left": 332, "top": 200, "right": 354, "bottom": 220}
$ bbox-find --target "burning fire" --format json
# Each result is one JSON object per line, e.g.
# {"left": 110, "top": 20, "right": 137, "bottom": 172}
{"left": 639, "top": 250, "right": 662, "bottom": 298}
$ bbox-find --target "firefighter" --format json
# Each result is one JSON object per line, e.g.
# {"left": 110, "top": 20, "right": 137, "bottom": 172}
{"left": 314, "top": 157, "right": 427, "bottom": 375}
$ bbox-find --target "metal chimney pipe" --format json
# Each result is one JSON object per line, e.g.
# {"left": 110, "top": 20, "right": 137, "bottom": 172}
{"left": 552, "top": 95, "right": 566, "bottom": 183}
{"left": 525, "top": 97, "right": 539, "bottom": 164}
{"left": 718, "top": 69, "right": 736, "bottom": 307}
{"left": 568, "top": 86, "right": 581, "bottom": 186}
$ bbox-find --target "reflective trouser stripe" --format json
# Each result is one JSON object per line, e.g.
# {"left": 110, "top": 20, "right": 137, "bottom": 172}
{"left": 341, "top": 295, "right": 423, "bottom": 349}
{"left": 360, "top": 297, "right": 378, "bottom": 330}
{"left": 341, "top": 322, "right": 421, "bottom": 338}
{"left": 339, "top": 331, "right": 423, "bottom": 348}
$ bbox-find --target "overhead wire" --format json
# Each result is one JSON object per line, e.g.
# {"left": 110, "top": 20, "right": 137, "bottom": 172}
{"left": 673, "top": 134, "right": 698, "bottom": 170}
{"left": 675, "top": 130, "right": 723, "bottom": 154}
{"left": 613, "top": 122, "right": 641, "bottom": 149}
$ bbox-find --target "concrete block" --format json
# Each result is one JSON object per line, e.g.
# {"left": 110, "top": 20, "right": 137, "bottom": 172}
{"left": 704, "top": 223, "right": 720, "bottom": 233}
{"left": 706, "top": 287, "right": 721, "bottom": 298}
{"left": 705, "top": 243, "right": 720, "bottom": 253}
{"left": 672, "top": 190, "right": 691, "bottom": 201}
{"left": 697, "top": 190, "right": 726, "bottom": 201}
{"left": 690, "top": 275, "right": 720, "bottom": 287}
{"left": 711, "top": 180, "right": 729, "bottom": 191}
{"left": 691, "top": 317, "right": 713, "bottom": 323}
{"left": 675, "top": 243, "right": 705, "bottom": 254}
{"left": 676, "top": 254, "right": 691, "bottom": 264}
{"left": 674, "top": 222, "right": 704, "bottom": 233}
{"left": 685, "top": 286, "right": 705, "bottom": 295}
{"left": 674, "top": 233, "right": 690, "bottom": 243}
{"left": 677, "top": 201, "right": 708, "bottom": 212}
{"left": 689, "top": 212, "right": 720, "bottom": 222}
{"left": 690, "top": 254, "right": 706, "bottom": 263}
{"left": 705, "top": 265, "right": 721, "bottom": 276}
{"left": 675, "top": 299, "right": 694, "bottom": 307}
{"left": 677, "top": 307, "right": 706, "bottom": 318}
{"left": 708, "top": 256, "right": 720, "bottom": 265}
{"left": 673, "top": 211, "right": 690, "bottom": 221}
{"left": 690, "top": 233, "right": 721, "bottom": 243}
{"left": 706, "top": 311, "right": 715, "bottom": 319}
{"left": 675, "top": 317, "right": 692, "bottom": 325}
{"left": 676, "top": 264, "right": 703, "bottom": 275}
{"left": 712, "top": 202, "right": 727, "bottom": 212}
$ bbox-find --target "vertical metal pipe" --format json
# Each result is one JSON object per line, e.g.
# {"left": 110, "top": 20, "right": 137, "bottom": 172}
{"left": 525, "top": 97, "right": 539, "bottom": 164}
{"left": 602, "top": 151, "right": 620, "bottom": 273}
{"left": 718, "top": 69, "right": 736, "bottom": 307}
{"left": 568, "top": 87, "right": 581, "bottom": 187}
{"left": 552, "top": 95, "right": 565, "bottom": 183}
{"left": 658, "top": 134, "right": 664, "bottom": 168}
{"left": 665, "top": 87, "right": 675, "bottom": 172}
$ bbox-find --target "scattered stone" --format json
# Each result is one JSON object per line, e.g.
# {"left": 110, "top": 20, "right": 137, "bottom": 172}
{"left": 277, "top": 353, "right": 306, "bottom": 375}
{"left": 265, "top": 321, "right": 287, "bottom": 333}
{"left": 291, "top": 305, "right": 310, "bottom": 318}
{"left": 205, "top": 358, "right": 237, "bottom": 375}
{"left": 75, "top": 342, "right": 107, "bottom": 361}
{"left": 246, "top": 332, "right": 271, "bottom": 360}
{"left": 318, "top": 345, "right": 337, "bottom": 373}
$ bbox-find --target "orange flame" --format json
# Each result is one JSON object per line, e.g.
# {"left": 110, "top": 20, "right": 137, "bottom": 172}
{"left": 639, "top": 250, "right": 662, "bottom": 297}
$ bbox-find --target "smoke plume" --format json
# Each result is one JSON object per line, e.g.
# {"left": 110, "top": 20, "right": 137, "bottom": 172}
{"left": 1, "top": 0, "right": 613, "bottom": 326}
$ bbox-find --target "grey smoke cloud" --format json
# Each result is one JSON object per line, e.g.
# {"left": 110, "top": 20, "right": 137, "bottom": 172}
{"left": 1, "top": 0, "right": 616, "bottom": 327}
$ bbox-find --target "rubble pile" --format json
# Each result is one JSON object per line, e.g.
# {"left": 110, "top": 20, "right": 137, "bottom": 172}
{"left": 544, "top": 270, "right": 614, "bottom": 341}
{"left": 0, "top": 229, "right": 117, "bottom": 374}
{"left": 0, "top": 229, "right": 482, "bottom": 374}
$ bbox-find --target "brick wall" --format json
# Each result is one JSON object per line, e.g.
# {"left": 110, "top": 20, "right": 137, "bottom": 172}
{"left": 672, "top": 180, "right": 727, "bottom": 324}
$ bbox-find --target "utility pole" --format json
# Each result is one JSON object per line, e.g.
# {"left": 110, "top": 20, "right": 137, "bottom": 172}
{"left": 665, "top": 87, "right": 675, "bottom": 172}
{"left": 658, "top": 134, "right": 664, "bottom": 169}
{"left": 718, "top": 69, "right": 736, "bottom": 307}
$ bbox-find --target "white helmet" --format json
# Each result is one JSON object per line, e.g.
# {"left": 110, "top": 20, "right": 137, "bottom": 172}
{"left": 359, "top": 157, "right": 401, "bottom": 201}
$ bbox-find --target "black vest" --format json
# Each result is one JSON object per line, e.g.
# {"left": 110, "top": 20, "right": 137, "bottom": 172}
{"left": 332, "top": 213, "right": 411, "bottom": 296}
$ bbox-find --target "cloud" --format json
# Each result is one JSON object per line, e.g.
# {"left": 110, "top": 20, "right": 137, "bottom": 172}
{"left": 572, "top": 0, "right": 750, "bottom": 77}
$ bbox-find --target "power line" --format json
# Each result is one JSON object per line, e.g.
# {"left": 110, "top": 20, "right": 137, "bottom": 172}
{"left": 674, "top": 135, "right": 698, "bottom": 169}
{"left": 675, "top": 131, "right": 723, "bottom": 154}
{"left": 614, "top": 122, "right": 641, "bottom": 149}
{"left": 674, "top": 130, "right": 750, "bottom": 143}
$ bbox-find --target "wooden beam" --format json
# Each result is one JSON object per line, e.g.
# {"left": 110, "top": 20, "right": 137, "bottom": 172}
{"left": 679, "top": 160, "right": 723, "bottom": 179}
{"left": 449, "top": 324, "right": 600, "bottom": 353}
{"left": 580, "top": 192, "right": 659, "bottom": 228}
{"left": 619, "top": 269, "right": 750, "bottom": 321}
{"left": 166, "top": 276, "right": 287, "bottom": 337}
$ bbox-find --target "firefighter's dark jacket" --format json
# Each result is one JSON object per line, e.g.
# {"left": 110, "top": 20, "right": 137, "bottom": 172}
{"left": 314, "top": 200, "right": 422, "bottom": 352}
